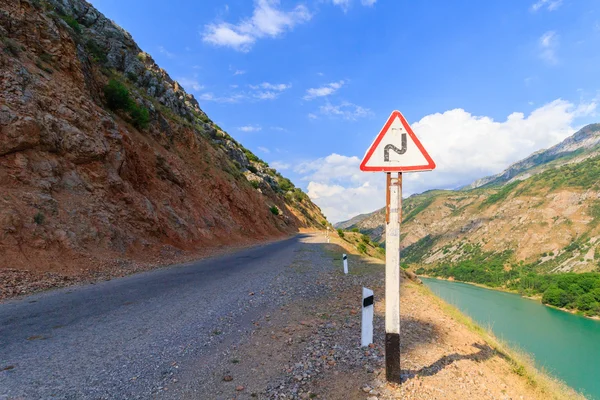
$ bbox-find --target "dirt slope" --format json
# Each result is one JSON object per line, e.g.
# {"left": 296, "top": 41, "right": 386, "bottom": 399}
{"left": 0, "top": 0, "right": 328, "bottom": 296}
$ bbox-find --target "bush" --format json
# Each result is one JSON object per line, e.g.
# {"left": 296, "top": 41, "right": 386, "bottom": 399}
{"left": 2, "top": 38, "right": 20, "bottom": 57}
{"left": 60, "top": 15, "right": 82, "bottom": 34}
{"left": 250, "top": 180, "right": 260, "bottom": 189}
{"left": 357, "top": 243, "right": 367, "bottom": 254}
{"left": 104, "top": 79, "right": 150, "bottom": 130}
{"left": 351, "top": 228, "right": 359, "bottom": 233}
{"left": 104, "top": 79, "right": 131, "bottom": 111}
{"left": 277, "top": 176, "right": 294, "bottom": 192}
{"left": 33, "top": 212, "right": 45, "bottom": 225}
{"left": 130, "top": 104, "right": 149, "bottom": 129}
{"left": 269, "top": 206, "right": 279, "bottom": 215}
{"left": 247, "top": 165, "right": 258, "bottom": 174}
{"left": 337, "top": 228, "right": 344, "bottom": 238}
{"left": 86, "top": 40, "right": 107, "bottom": 63}
{"left": 361, "top": 234, "right": 370, "bottom": 245}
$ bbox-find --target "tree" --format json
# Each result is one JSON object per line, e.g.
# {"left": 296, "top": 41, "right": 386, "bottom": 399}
{"left": 577, "top": 293, "right": 597, "bottom": 311}
{"left": 337, "top": 228, "right": 345, "bottom": 238}
{"left": 542, "top": 286, "right": 568, "bottom": 308}
{"left": 104, "top": 79, "right": 131, "bottom": 111}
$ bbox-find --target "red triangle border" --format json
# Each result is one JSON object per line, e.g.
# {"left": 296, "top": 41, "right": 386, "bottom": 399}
{"left": 360, "top": 110, "right": 436, "bottom": 172}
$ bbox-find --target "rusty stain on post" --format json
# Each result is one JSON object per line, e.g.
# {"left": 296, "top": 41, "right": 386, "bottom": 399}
{"left": 386, "top": 172, "right": 391, "bottom": 224}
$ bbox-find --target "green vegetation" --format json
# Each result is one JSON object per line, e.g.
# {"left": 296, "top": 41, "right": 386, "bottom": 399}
{"left": 269, "top": 206, "right": 280, "bottom": 216}
{"left": 276, "top": 176, "right": 294, "bottom": 192}
{"left": 247, "top": 165, "right": 258, "bottom": 174}
{"left": 479, "top": 180, "right": 521, "bottom": 208}
{"left": 416, "top": 245, "right": 600, "bottom": 316}
{"left": 249, "top": 180, "right": 260, "bottom": 189}
{"left": 33, "top": 212, "right": 45, "bottom": 225}
{"left": 403, "top": 235, "right": 439, "bottom": 264}
{"left": 337, "top": 228, "right": 345, "bottom": 238}
{"left": 2, "top": 38, "right": 21, "bottom": 57}
{"left": 292, "top": 188, "right": 309, "bottom": 203}
{"left": 60, "top": 14, "right": 82, "bottom": 34}
{"left": 357, "top": 243, "right": 367, "bottom": 254}
{"left": 85, "top": 40, "right": 107, "bottom": 63}
{"left": 525, "top": 154, "right": 600, "bottom": 192}
{"left": 351, "top": 228, "right": 359, "bottom": 233}
{"left": 403, "top": 196, "right": 435, "bottom": 223}
{"left": 103, "top": 79, "right": 150, "bottom": 130}
{"left": 361, "top": 234, "right": 370, "bottom": 245}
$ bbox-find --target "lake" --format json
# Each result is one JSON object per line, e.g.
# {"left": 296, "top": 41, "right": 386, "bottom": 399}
{"left": 422, "top": 277, "right": 600, "bottom": 400}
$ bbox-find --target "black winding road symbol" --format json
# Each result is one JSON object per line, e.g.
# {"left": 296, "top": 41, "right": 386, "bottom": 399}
{"left": 384, "top": 133, "right": 407, "bottom": 161}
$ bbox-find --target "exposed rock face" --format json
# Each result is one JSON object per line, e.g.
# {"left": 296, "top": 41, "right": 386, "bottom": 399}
{"left": 0, "top": 0, "right": 327, "bottom": 282}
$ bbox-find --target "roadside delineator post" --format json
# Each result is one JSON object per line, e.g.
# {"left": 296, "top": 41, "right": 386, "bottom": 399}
{"left": 361, "top": 287, "right": 374, "bottom": 347}
{"left": 343, "top": 254, "right": 348, "bottom": 274}
{"left": 359, "top": 110, "right": 436, "bottom": 384}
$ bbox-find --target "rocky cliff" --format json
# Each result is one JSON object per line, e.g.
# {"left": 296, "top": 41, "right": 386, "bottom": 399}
{"left": 0, "top": 0, "right": 328, "bottom": 295}
{"left": 338, "top": 124, "right": 600, "bottom": 273}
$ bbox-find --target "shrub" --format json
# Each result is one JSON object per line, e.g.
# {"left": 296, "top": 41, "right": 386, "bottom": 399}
{"left": 277, "top": 176, "right": 294, "bottom": 192}
{"left": 104, "top": 79, "right": 131, "bottom": 111}
{"left": 357, "top": 243, "right": 367, "bottom": 254}
{"left": 337, "top": 228, "right": 344, "bottom": 238}
{"left": 247, "top": 165, "right": 258, "bottom": 174}
{"left": 269, "top": 206, "right": 279, "bottom": 215}
{"left": 361, "top": 234, "right": 370, "bottom": 245}
{"left": 250, "top": 180, "right": 260, "bottom": 189}
{"left": 2, "top": 38, "right": 20, "bottom": 57}
{"left": 86, "top": 40, "right": 107, "bottom": 63}
{"left": 60, "top": 15, "right": 82, "bottom": 34}
{"left": 33, "top": 212, "right": 45, "bottom": 225}
{"left": 130, "top": 104, "right": 149, "bottom": 130}
{"left": 351, "top": 228, "right": 359, "bottom": 233}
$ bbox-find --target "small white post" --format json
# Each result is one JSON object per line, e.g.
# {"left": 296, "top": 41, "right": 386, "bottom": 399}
{"left": 343, "top": 254, "right": 348, "bottom": 274}
{"left": 361, "top": 287, "right": 374, "bottom": 347}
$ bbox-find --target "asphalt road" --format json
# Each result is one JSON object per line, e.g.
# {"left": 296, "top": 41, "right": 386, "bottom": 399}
{"left": 0, "top": 234, "right": 314, "bottom": 399}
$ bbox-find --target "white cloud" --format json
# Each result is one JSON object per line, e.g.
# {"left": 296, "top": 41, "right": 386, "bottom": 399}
{"left": 300, "top": 99, "right": 597, "bottom": 223}
{"left": 319, "top": 101, "right": 372, "bottom": 120}
{"left": 198, "top": 92, "right": 245, "bottom": 103}
{"left": 202, "top": 0, "right": 312, "bottom": 52}
{"left": 158, "top": 46, "right": 175, "bottom": 58}
{"left": 177, "top": 77, "right": 204, "bottom": 92}
{"left": 271, "top": 126, "right": 288, "bottom": 132}
{"left": 531, "top": 0, "right": 562, "bottom": 12}
{"left": 330, "top": 0, "right": 376, "bottom": 11}
{"left": 239, "top": 125, "right": 262, "bottom": 132}
{"left": 308, "top": 113, "right": 318, "bottom": 120}
{"left": 271, "top": 161, "right": 291, "bottom": 170}
{"left": 303, "top": 81, "right": 345, "bottom": 100}
{"left": 234, "top": 69, "right": 246, "bottom": 75}
{"left": 539, "top": 31, "right": 559, "bottom": 64}
{"left": 258, "top": 146, "right": 270, "bottom": 153}
{"left": 249, "top": 82, "right": 292, "bottom": 100}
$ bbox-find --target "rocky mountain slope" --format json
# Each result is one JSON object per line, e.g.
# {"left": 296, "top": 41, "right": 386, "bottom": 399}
{"left": 0, "top": 0, "right": 327, "bottom": 290}
{"left": 465, "top": 123, "right": 600, "bottom": 189}
{"left": 338, "top": 124, "right": 600, "bottom": 274}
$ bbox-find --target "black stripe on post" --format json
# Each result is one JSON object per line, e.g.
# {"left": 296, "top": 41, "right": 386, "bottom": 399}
{"left": 362, "top": 295, "right": 374, "bottom": 308}
{"left": 343, "top": 255, "right": 347, "bottom": 260}
{"left": 385, "top": 333, "right": 401, "bottom": 383}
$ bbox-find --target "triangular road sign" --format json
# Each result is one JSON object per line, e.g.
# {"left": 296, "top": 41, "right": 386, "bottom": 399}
{"left": 360, "top": 110, "right": 436, "bottom": 172}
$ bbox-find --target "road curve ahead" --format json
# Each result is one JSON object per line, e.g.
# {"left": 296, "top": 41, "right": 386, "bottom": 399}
{"left": 0, "top": 234, "right": 325, "bottom": 399}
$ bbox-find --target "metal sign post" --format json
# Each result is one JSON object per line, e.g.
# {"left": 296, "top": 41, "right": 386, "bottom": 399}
{"left": 385, "top": 172, "right": 401, "bottom": 383}
{"left": 359, "top": 110, "right": 435, "bottom": 384}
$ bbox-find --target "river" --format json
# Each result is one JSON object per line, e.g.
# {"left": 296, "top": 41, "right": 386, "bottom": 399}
{"left": 421, "top": 277, "right": 600, "bottom": 400}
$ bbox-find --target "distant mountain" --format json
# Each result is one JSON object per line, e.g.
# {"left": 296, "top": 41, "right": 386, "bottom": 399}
{"left": 464, "top": 123, "right": 600, "bottom": 189}
{"left": 338, "top": 124, "right": 600, "bottom": 274}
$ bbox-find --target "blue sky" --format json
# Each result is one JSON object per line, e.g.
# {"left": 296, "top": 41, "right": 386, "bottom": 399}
{"left": 92, "top": 0, "right": 600, "bottom": 222}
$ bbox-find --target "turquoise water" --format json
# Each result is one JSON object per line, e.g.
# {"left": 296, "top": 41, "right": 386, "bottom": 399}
{"left": 421, "top": 278, "right": 600, "bottom": 399}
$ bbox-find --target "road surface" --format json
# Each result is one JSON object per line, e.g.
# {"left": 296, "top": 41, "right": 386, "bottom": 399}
{"left": 0, "top": 233, "right": 328, "bottom": 399}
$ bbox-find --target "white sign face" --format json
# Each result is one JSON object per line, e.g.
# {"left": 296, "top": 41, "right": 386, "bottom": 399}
{"left": 360, "top": 110, "right": 435, "bottom": 172}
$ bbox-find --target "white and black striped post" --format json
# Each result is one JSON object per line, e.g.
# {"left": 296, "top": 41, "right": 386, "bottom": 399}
{"left": 342, "top": 254, "right": 348, "bottom": 274}
{"left": 361, "top": 287, "right": 374, "bottom": 347}
{"left": 385, "top": 172, "right": 402, "bottom": 383}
